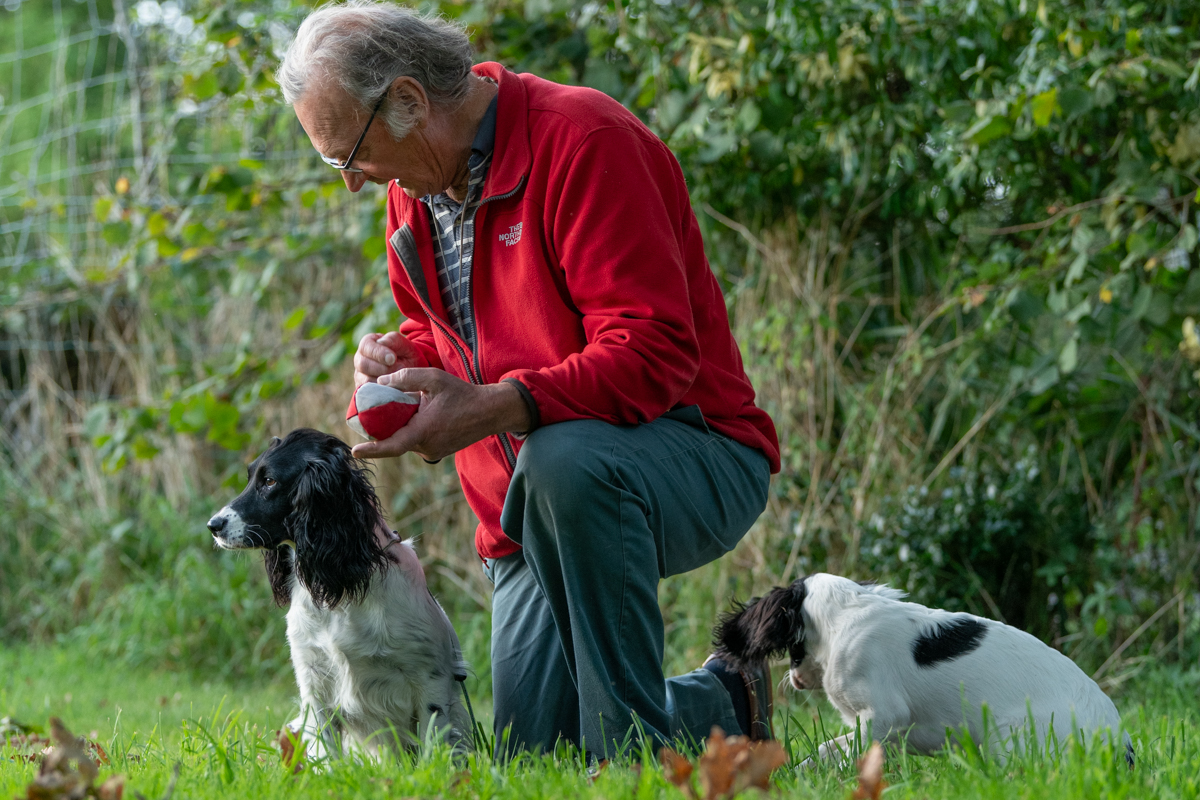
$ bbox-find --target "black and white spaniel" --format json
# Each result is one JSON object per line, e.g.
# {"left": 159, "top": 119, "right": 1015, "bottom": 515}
{"left": 207, "top": 428, "right": 471, "bottom": 758}
{"left": 715, "top": 573, "right": 1131, "bottom": 766}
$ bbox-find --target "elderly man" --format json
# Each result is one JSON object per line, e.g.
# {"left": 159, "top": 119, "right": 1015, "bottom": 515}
{"left": 278, "top": 0, "right": 780, "bottom": 758}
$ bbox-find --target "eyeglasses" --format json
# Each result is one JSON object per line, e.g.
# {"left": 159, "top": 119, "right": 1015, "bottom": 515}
{"left": 320, "top": 94, "right": 385, "bottom": 173}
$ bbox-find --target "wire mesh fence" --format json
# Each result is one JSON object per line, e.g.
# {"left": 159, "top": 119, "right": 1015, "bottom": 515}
{"left": 0, "top": 0, "right": 499, "bottom": 663}
{"left": 1, "top": 0, "right": 380, "bottom": 486}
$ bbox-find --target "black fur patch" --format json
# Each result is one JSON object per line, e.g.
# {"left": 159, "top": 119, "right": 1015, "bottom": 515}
{"left": 713, "top": 579, "right": 808, "bottom": 671}
{"left": 912, "top": 617, "right": 988, "bottom": 667}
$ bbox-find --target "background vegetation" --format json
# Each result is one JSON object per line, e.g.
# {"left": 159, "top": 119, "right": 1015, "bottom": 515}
{"left": 2, "top": 0, "right": 1198, "bottom": 725}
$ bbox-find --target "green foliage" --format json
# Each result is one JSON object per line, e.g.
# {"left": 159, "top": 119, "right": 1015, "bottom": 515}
{"left": 3, "top": 0, "right": 1200, "bottom": 688}
{"left": 592, "top": 0, "right": 1200, "bottom": 657}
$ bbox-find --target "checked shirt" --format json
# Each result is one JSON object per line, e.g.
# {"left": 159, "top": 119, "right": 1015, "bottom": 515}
{"left": 422, "top": 94, "right": 498, "bottom": 356}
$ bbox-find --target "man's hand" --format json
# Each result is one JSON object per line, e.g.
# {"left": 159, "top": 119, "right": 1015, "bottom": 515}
{"left": 353, "top": 330, "right": 421, "bottom": 388}
{"left": 350, "top": 369, "right": 532, "bottom": 461}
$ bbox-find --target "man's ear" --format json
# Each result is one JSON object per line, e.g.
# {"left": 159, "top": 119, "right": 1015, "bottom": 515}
{"left": 286, "top": 446, "right": 388, "bottom": 609}
{"left": 387, "top": 75, "right": 428, "bottom": 131}
{"left": 712, "top": 580, "right": 807, "bottom": 669}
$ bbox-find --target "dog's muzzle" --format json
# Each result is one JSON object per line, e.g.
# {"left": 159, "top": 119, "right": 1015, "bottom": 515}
{"left": 207, "top": 507, "right": 248, "bottom": 548}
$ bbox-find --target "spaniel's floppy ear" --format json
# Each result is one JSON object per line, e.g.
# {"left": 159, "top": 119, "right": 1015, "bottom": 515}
{"left": 713, "top": 579, "right": 808, "bottom": 669}
{"left": 264, "top": 548, "right": 293, "bottom": 606}
{"left": 286, "top": 442, "right": 388, "bottom": 609}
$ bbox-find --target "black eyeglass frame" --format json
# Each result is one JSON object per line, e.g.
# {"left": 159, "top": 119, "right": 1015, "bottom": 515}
{"left": 321, "top": 94, "right": 386, "bottom": 173}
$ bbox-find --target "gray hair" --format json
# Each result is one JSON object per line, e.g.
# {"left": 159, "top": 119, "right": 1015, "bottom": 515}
{"left": 277, "top": 0, "right": 474, "bottom": 140}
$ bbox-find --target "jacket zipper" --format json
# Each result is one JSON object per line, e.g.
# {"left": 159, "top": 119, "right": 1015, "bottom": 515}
{"left": 420, "top": 309, "right": 517, "bottom": 469}
{"left": 434, "top": 175, "right": 527, "bottom": 472}
{"left": 466, "top": 175, "right": 527, "bottom": 471}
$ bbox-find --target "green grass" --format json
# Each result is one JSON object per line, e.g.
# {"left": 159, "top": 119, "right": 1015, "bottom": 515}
{"left": 2, "top": 643, "right": 1199, "bottom": 799}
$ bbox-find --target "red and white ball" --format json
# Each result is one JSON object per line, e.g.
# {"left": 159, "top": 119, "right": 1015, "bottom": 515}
{"left": 346, "top": 382, "right": 420, "bottom": 440}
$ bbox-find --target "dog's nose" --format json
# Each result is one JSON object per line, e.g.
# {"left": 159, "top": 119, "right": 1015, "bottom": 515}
{"left": 207, "top": 515, "right": 228, "bottom": 536}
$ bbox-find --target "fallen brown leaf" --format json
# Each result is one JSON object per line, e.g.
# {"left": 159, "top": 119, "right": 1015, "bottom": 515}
{"left": 275, "top": 728, "right": 305, "bottom": 774}
{"left": 18, "top": 717, "right": 126, "bottom": 800}
{"left": 587, "top": 760, "right": 609, "bottom": 785}
{"left": 96, "top": 775, "right": 124, "bottom": 800}
{"left": 695, "top": 726, "right": 788, "bottom": 800}
{"left": 660, "top": 748, "right": 695, "bottom": 797}
{"left": 852, "top": 741, "right": 886, "bottom": 800}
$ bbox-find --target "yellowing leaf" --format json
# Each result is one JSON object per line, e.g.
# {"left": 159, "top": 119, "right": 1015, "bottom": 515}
{"left": 1032, "top": 88, "right": 1058, "bottom": 127}
{"left": 1100, "top": 286, "right": 1113, "bottom": 304}
{"left": 283, "top": 307, "right": 307, "bottom": 331}
{"left": 180, "top": 247, "right": 203, "bottom": 262}
{"left": 93, "top": 196, "right": 113, "bottom": 222}
{"left": 147, "top": 212, "right": 168, "bottom": 237}
{"left": 1066, "top": 33, "right": 1083, "bottom": 58}
{"left": 115, "top": 176, "right": 130, "bottom": 195}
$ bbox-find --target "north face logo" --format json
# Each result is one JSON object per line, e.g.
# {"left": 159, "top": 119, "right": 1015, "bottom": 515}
{"left": 499, "top": 222, "right": 523, "bottom": 247}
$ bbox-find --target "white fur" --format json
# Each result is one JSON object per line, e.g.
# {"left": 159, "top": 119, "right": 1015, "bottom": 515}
{"left": 281, "top": 539, "right": 470, "bottom": 760}
{"left": 209, "top": 506, "right": 250, "bottom": 547}
{"left": 792, "top": 574, "right": 1128, "bottom": 764}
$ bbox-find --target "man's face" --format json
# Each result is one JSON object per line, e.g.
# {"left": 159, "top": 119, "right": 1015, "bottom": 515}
{"left": 293, "top": 82, "right": 449, "bottom": 198}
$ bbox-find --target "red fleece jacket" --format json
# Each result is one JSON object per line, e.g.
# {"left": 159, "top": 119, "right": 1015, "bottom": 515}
{"left": 383, "top": 62, "right": 780, "bottom": 559}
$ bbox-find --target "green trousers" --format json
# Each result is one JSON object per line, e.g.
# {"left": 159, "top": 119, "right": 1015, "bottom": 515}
{"left": 485, "top": 408, "right": 771, "bottom": 758}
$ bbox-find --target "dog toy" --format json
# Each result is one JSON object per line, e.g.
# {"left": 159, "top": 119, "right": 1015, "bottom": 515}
{"left": 346, "top": 382, "right": 420, "bottom": 440}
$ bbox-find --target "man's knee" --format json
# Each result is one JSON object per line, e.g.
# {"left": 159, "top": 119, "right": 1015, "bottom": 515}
{"left": 501, "top": 420, "right": 631, "bottom": 549}
{"left": 513, "top": 420, "right": 620, "bottom": 498}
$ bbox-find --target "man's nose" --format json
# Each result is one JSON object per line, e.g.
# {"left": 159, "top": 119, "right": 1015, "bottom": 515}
{"left": 342, "top": 170, "right": 367, "bottom": 192}
{"left": 207, "top": 515, "right": 228, "bottom": 536}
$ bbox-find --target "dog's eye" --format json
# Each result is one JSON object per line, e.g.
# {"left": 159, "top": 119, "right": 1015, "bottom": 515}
{"left": 263, "top": 477, "right": 276, "bottom": 488}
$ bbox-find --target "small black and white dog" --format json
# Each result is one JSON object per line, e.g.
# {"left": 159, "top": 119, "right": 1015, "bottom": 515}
{"left": 206, "top": 428, "right": 471, "bottom": 758}
{"left": 715, "top": 573, "right": 1131, "bottom": 765}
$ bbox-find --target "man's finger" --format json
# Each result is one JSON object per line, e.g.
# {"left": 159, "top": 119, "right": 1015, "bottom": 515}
{"left": 350, "top": 424, "right": 422, "bottom": 460}
{"left": 354, "top": 351, "right": 394, "bottom": 378}
{"left": 360, "top": 337, "right": 398, "bottom": 367}
{"left": 379, "top": 367, "right": 441, "bottom": 392}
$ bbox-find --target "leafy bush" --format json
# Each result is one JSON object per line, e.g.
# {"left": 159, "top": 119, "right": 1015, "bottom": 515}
{"left": 3, "top": 0, "right": 1199, "bottom": 682}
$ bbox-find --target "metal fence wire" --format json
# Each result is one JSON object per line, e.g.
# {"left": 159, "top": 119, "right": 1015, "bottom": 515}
{"left": 0, "top": 0, "right": 386, "bottom": 482}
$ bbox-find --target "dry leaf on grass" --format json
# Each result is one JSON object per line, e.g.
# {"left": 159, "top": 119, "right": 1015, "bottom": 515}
{"left": 660, "top": 748, "right": 695, "bottom": 798}
{"left": 698, "top": 727, "right": 788, "bottom": 800}
{"left": 852, "top": 741, "right": 886, "bottom": 800}
{"left": 275, "top": 728, "right": 305, "bottom": 774}
{"left": 17, "top": 717, "right": 125, "bottom": 800}
{"left": 663, "top": 727, "right": 788, "bottom": 800}
{"left": 587, "top": 760, "right": 609, "bottom": 785}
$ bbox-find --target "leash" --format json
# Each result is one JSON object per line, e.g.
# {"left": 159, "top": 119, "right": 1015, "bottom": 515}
{"left": 457, "top": 677, "right": 483, "bottom": 750}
